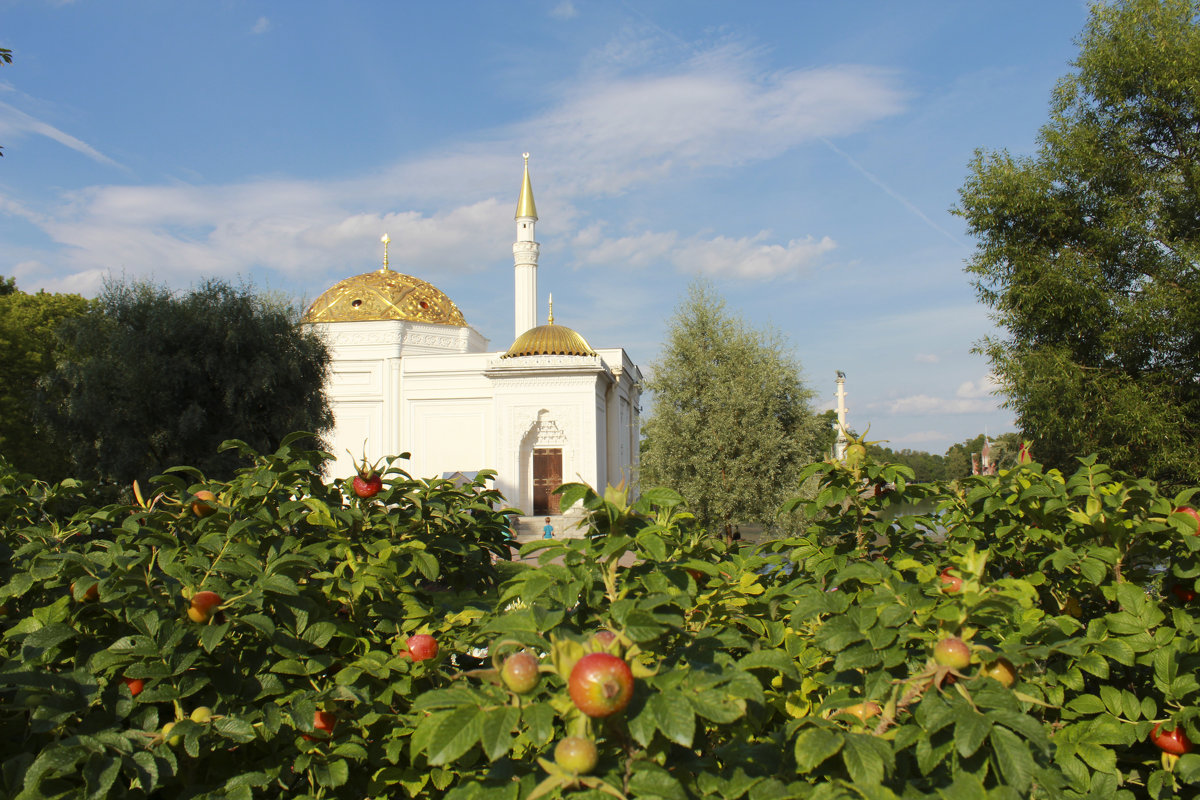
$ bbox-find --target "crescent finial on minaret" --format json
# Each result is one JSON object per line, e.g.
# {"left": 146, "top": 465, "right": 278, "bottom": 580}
{"left": 516, "top": 153, "right": 538, "bottom": 220}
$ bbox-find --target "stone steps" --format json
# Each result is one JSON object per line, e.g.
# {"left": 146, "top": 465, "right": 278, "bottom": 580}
{"left": 511, "top": 513, "right": 585, "bottom": 543}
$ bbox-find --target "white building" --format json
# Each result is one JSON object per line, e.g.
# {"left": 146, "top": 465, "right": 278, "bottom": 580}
{"left": 302, "top": 156, "right": 642, "bottom": 515}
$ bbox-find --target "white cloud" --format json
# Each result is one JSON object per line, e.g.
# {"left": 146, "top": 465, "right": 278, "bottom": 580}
{"left": 527, "top": 57, "right": 905, "bottom": 196}
{"left": 914, "top": 353, "right": 940, "bottom": 363}
{"left": 889, "top": 430, "right": 948, "bottom": 444}
{"left": 35, "top": 178, "right": 508, "bottom": 286}
{"left": 571, "top": 227, "right": 677, "bottom": 268}
{"left": 252, "top": 17, "right": 271, "bottom": 34}
{"left": 2, "top": 40, "right": 902, "bottom": 292}
{"left": 573, "top": 228, "right": 835, "bottom": 278}
{"left": 675, "top": 233, "right": 836, "bottom": 279}
{"left": 886, "top": 393, "right": 999, "bottom": 415}
{"left": 0, "top": 100, "right": 122, "bottom": 167}
{"left": 549, "top": 1, "right": 578, "bottom": 20}
{"left": 956, "top": 374, "right": 1000, "bottom": 399}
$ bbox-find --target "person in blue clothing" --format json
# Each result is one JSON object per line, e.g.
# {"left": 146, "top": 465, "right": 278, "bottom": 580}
{"left": 542, "top": 516, "right": 554, "bottom": 539}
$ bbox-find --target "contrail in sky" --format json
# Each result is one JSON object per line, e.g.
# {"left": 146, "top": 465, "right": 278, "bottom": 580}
{"left": 821, "top": 138, "right": 967, "bottom": 250}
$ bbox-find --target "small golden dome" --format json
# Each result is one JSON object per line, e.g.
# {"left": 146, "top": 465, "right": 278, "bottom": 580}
{"left": 502, "top": 322, "right": 596, "bottom": 358}
{"left": 302, "top": 269, "right": 467, "bottom": 326}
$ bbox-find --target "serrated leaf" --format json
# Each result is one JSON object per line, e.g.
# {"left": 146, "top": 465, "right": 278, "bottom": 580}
{"left": 628, "top": 761, "right": 687, "bottom": 800}
{"left": 522, "top": 702, "right": 555, "bottom": 746}
{"left": 955, "top": 709, "right": 992, "bottom": 757}
{"left": 1067, "top": 694, "right": 1106, "bottom": 714}
{"left": 478, "top": 706, "right": 519, "bottom": 761}
{"left": 842, "top": 732, "right": 891, "bottom": 785}
{"left": 990, "top": 725, "right": 1034, "bottom": 793}
{"left": 214, "top": 716, "right": 257, "bottom": 742}
{"left": 23, "top": 622, "right": 76, "bottom": 650}
{"left": 198, "top": 622, "right": 230, "bottom": 653}
{"left": 737, "top": 649, "right": 793, "bottom": 673}
{"left": 650, "top": 691, "right": 695, "bottom": 747}
{"left": 793, "top": 726, "right": 843, "bottom": 773}
{"left": 424, "top": 707, "right": 483, "bottom": 765}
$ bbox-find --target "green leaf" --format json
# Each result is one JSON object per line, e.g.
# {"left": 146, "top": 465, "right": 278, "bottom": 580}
{"left": 955, "top": 709, "right": 992, "bottom": 757}
{"left": 424, "top": 707, "right": 484, "bottom": 765}
{"left": 687, "top": 692, "right": 744, "bottom": 724}
{"left": 628, "top": 761, "right": 687, "bottom": 800}
{"left": 737, "top": 649, "right": 793, "bottom": 673}
{"left": 1176, "top": 754, "right": 1200, "bottom": 784}
{"left": 23, "top": 622, "right": 76, "bottom": 650}
{"left": 990, "top": 725, "right": 1034, "bottom": 793}
{"left": 269, "top": 659, "right": 308, "bottom": 675}
{"left": 650, "top": 691, "right": 695, "bottom": 748}
{"left": 793, "top": 726, "right": 843, "bottom": 773}
{"left": 214, "top": 716, "right": 257, "bottom": 743}
{"left": 198, "top": 622, "right": 230, "bottom": 653}
{"left": 478, "top": 707, "right": 519, "bottom": 761}
{"left": 522, "top": 702, "right": 555, "bottom": 746}
{"left": 841, "top": 732, "right": 891, "bottom": 785}
{"left": 414, "top": 551, "right": 440, "bottom": 580}
{"left": 1066, "top": 694, "right": 1106, "bottom": 714}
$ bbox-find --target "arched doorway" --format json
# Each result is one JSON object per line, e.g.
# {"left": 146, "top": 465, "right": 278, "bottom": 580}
{"left": 520, "top": 410, "right": 568, "bottom": 514}
{"left": 533, "top": 448, "right": 562, "bottom": 515}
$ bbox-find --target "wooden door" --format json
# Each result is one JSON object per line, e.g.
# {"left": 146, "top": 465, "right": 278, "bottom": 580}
{"left": 533, "top": 448, "right": 563, "bottom": 515}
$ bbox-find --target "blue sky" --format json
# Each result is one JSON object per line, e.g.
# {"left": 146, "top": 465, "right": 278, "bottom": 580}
{"left": 0, "top": 1, "right": 1092, "bottom": 454}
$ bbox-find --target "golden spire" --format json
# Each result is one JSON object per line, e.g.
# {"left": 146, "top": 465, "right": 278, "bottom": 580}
{"left": 380, "top": 233, "right": 391, "bottom": 272}
{"left": 515, "top": 152, "right": 538, "bottom": 220}
{"left": 548, "top": 293, "right": 554, "bottom": 324}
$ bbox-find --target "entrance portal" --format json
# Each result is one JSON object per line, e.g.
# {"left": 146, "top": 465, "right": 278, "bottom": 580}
{"left": 533, "top": 448, "right": 563, "bottom": 515}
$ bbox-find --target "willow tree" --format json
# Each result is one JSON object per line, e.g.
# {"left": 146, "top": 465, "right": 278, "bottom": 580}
{"left": 641, "top": 281, "right": 823, "bottom": 534}
{"left": 39, "top": 278, "right": 333, "bottom": 485}
{"left": 0, "top": 278, "right": 91, "bottom": 479}
{"left": 957, "top": 0, "right": 1200, "bottom": 485}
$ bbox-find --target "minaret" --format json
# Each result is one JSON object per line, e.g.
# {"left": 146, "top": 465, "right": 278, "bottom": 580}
{"left": 834, "top": 371, "right": 849, "bottom": 460}
{"left": 514, "top": 153, "right": 540, "bottom": 339}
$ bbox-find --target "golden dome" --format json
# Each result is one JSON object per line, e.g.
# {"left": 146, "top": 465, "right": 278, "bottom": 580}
{"left": 302, "top": 268, "right": 467, "bottom": 326}
{"left": 502, "top": 321, "right": 596, "bottom": 358}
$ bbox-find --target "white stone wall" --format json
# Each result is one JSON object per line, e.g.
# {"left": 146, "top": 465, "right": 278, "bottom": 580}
{"left": 312, "top": 318, "right": 642, "bottom": 512}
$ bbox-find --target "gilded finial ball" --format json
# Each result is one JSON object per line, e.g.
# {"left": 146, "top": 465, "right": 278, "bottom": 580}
{"left": 381, "top": 233, "right": 390, "bottom": 244}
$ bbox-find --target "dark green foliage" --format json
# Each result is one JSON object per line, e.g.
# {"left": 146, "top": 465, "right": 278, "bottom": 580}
{"left": 0, "top": 436, "right": 515, "bottom": 800}
{"left": 7, "top": 438, "right": 1200, "bottom": 797}
{"left": 957, "top": 0, "right": 1200, "bottom": 486}
{"left": 641, "top": 281, "right": 824, "bottom": 533}
{"left": 38, "top": 278, "right": 332, "bottom": 485}
{"left": 865, "top": 444, "right": 947, "bottom": 482}
{"left": 0, "top": 279, "right": 92, "bottom": 480}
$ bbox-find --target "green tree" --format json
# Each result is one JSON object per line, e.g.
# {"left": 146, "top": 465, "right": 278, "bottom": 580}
{"left": 957, "top": 0, "right": 1200, "bottom": 485}
{"left": 866, "top": 443, "right": 947, "bottom": 482}
{"left": 641, "top": 281, "right": 823, "bottom": 534}
{"left": 942, "top": 432, "right": 1021, "bottom": 479}
{"left": 0, "top": 278, "right": 91, "bottom": 479}
{"left": 38, "top": 278, "right": 333, "bottom": 485}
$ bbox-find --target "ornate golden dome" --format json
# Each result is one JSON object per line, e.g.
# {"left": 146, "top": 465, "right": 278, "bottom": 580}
{"left": 503, "top": 321, "right": 596, "bottom": 358}
{"left": 302, "top": 268, "right": 467, "bottom": 326}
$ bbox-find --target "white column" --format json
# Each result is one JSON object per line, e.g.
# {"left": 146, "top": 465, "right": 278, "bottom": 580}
{"left": 834, "top": 371, "right": 849, "bottom": 460}
{"left": 514, "top": 154, "right": 539, "bottom": 338}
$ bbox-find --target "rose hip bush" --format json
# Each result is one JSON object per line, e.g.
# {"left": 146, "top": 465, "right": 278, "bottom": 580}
{"left": 3, "top": 436, "right": 1200, "bottom": 798}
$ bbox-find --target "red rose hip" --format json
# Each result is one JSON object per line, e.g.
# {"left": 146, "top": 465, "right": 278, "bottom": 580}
{"left": 568, "top": 653, "right": 634, "bottom": 718}
{"left": 406, "top": 634, "right": 439, "bottom": 662}
{"left": 1151, "top": 722, "right": 1192, "bottom": 755}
